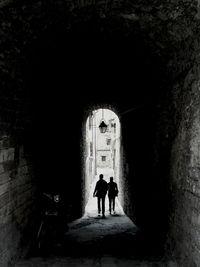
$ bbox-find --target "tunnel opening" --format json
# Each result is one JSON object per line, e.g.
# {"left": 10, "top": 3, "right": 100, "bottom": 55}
{"left": 84, "top": 108, "right": 122, "bottom": 216}
{"left": 21, "top": 20, "right": 170, "bottom": 260}
{"left": 19, "top": 18, "right": 170, "bottom": 261}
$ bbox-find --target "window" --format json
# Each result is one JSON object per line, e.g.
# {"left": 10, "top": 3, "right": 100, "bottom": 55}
{"left": 112, "top": 123, "right": 116, "bottom": 133}
{"left": 90, "top": 142, "right": 93, "bottom": 156}
{"left": 101, "top": 156, "right": 106, "bottom": 162}
{"left": 107, "top": 138, "right": 111, "bottom": 145}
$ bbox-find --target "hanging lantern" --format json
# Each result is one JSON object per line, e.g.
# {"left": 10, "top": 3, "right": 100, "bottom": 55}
{"left": 99, "top": 120, "right": 107, "bottom": 133}
{"left": 99, "top": 109, "right": 107, "bottom": 133}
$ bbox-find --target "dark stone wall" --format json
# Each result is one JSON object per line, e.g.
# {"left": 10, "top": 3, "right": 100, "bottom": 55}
{"left": 1, "top": 0, "right": 200, "bottom": 266}
{"left": 166, "top": 65, "right": 200, "bottom": 267}
{"left": 0, "top": 67, "right": 37, "bottom": 266}
{"left": 0, "top": 141, "right": 37, "bottom": 267}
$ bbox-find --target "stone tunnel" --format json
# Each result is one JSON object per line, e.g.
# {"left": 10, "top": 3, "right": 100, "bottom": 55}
{"left": 1, "top": 0, "right": 200, "bottom": 266}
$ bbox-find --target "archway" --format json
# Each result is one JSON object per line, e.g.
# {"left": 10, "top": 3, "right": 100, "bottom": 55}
{"left": 84, "top": 108, "right": 123, "bottom": 216}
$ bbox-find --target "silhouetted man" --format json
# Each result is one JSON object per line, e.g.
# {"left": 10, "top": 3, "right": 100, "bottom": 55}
{"left": 93, "top": 174, "right": 108, "bottom": 218}
{"left": 108, "top": 177, "right": 118, "bottom": 215}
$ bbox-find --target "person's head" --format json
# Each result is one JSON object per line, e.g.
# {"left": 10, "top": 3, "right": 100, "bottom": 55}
{"left": 110, "top": 177, "right": 113, "bottom": 182}
{"left": 99, "top": 174, "right": 104, "bottom": 180}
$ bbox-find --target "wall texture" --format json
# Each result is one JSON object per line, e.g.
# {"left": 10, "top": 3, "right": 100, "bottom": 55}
{"left": 166, "top": 66, "right": 200, "bottom": 267}
{"left": 0, "top": 141, "right": 36, "bottom": 267}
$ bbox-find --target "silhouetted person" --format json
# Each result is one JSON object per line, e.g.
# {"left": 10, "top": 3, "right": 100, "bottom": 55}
{"left": 93, "top": 174, "right": 108, "bottom": 218}
{"left": 108, "top": 177, "right": 118, "bottom": 215}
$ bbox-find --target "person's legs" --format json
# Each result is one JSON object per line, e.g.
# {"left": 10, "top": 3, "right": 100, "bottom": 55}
{"left": 102, "top": 196, "right": 106, "bottom": 217}
{"left": 97, "top": 197, "right": 101, "bottom": 214}
{"left": 113, "top": 197, "right": 115, "bottom": 212}
{"left": 108, "top": 196, "right": 112, "bottom": 214}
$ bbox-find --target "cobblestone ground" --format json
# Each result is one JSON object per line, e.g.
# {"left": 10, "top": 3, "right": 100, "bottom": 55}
{"left": 14, "top": 179, "right": 178, "bottom": 267}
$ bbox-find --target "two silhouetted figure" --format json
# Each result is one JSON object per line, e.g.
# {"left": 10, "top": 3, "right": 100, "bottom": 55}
{"left": 93, "top": 174, "right": 118, "bottom": 218}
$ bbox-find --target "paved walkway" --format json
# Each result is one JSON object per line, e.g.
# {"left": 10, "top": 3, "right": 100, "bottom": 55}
{"left": 15, "top": 256, "right": 177, "bottom": 267}
{"left": 14, "top": 178, "right": 178, "bottom": 267}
